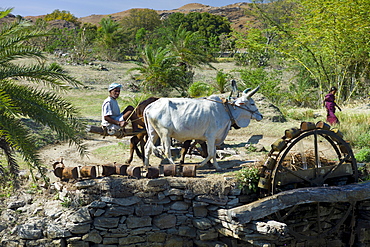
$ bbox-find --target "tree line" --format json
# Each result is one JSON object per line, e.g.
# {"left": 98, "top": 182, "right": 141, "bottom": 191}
{"left": 16, "top": 0, "right": 370, "bottom": 103}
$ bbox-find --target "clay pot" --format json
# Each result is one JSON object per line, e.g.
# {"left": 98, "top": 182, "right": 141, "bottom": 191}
{"left": 62, "top": 167, "right": 78, "bottom": 180}
{"left": 80, "top": 166, "right": 97, "bottom": 178}
{"left": 146, "top": 167, "right": 160, "bottom": 179}
{"left": 163, "top": 164, "right": 177, "bottom": 176}
{"left": 182, "top": 165, "right": 196, "bottom": 177}
{"left": 115, "top": 164, "right": 128, "bottom": 176}
{"left": 127, "top": 165, "right": 141, "bottom": 178}
{"left": 102, "top": 165, "right": 116, "bottom": 176}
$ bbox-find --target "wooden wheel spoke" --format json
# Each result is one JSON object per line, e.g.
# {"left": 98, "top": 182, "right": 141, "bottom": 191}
{"left": 279, "top": 165, "right": 315, "bottom": 185}
{"left": 322, "top": 154, "right": 349, "bottom": 181}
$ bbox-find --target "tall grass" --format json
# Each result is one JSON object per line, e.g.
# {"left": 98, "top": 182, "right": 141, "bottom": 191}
{"left": 337, "top": 112, "right": 370, "bottom": 149}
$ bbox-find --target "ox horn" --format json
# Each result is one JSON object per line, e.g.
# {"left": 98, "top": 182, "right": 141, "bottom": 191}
{"left": 242, "top": 88, "right": 251, "bottom": 94}
{"left": 244, "top": 86, "right": 260, "bottom": 98}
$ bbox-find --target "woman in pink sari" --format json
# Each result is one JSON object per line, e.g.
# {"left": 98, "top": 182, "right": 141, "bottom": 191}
{"left": 324, "top": 87, "right": 341, "bottom": 125}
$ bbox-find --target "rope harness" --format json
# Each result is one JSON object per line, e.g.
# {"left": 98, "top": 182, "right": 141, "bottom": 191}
{"left": 221, "top": 98, "right": 237, "bottom": 126}
{"left": 204, "top": 97, "right": 261, "bottom": 127}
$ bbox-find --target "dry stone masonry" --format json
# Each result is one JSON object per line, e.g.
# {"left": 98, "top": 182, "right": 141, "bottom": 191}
{"left": 2, "top": 177, "right": 370, "bottom": 246}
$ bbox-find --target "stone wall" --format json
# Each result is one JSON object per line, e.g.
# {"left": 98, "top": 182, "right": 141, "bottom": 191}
{"left": 2, "top": 178, "right": 370, "bottom": 247}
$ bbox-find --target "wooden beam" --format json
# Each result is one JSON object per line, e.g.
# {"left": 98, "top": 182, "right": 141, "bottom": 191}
{"left": 219, "top": 182, "right": 370, "bottom": 224}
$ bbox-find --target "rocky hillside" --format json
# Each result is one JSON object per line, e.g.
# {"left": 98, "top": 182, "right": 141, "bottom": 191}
{"left": 78, "top": 2, "right": 255, "bottom": 31}
{"left": 4, "top": 2, "right": 256, "bottom": 31}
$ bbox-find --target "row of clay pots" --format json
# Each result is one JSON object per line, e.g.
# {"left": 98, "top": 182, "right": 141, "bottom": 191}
{"left": 53, "top": 163, "right": 197, "bottom": 180}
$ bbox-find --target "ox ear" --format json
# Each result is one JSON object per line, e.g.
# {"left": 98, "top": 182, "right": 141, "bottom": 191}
{"left": 244, "top": 86, "right": 260, "bottom": 98}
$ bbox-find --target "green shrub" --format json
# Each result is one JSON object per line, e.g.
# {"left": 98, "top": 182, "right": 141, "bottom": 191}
{"left": 355, "top": 148, "right": 370, "bottom": 163}
{"left": 213, "top": 69, "right": 230, "bottom": 93}
{"left": 235, "top": 167, "right": 259, "bottom": 193}
{"left": 355, "top": 133, "right": 370, "bottom": 149}
{"left": 238, "top": 67, "right": 283, "bottom": 105}
{"left": 188, "top": 81, "right": 214, "bottom": 98}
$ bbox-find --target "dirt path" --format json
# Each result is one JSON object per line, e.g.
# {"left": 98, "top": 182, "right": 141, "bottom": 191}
{"left": 39, "top": 120, "right": 284, "bottom": 184}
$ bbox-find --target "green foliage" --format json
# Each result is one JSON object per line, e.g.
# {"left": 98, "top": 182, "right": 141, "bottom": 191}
{"left": 44, "top": 9, "right": 79, "bottom": 24}
{"left": 336, "top": 112, "right": 370, "bottom": 148}
{"left": 213, "top": 70, "right": 231, "bottom": 94}
{"left": 355, "top": 149, "right": 370, "bottom": 163}
{"left": 0, "top": 170, "right": 13, "bottom": 198}
{"left": 129, "top": 25, "right": 215, "bottom": 96}
{"left": 234, "top": 28, "right": 269, "bottom": 66}
{"left": 262, "top": 0, "right": 370, "bottom": 102}
{"left": 188, "top": 82, "right": 213, "bottom": 98}
{"left": 119, "top": 9, "right": 162, "bottom": 57}
{"left": 358, "top": 165, "right": 370, "bottom": 181}
{"left": 239, "top": 67, "right": 283, "bottom": 104}
{"left": 235, "top": 167, "right": 260, "bottom": 193}
{"left": 355, "top": 133, "right": 370, "bottom": 149}
{"left": 128, "top": 46, "right": 176, "bottom": 96}
{"left": 163, "top": 12, "right": 231, "bottom": 51}
{"left": 96, "top": 16, "right": 120, "bottom": 60}
{"left": 0, "top": 13, "right": 86, "bottom": 188}
{"left": 287, "top": 82, "right": 318, "bottom": 108}
{"left": 121, "top": 9, "right": 161, "bottom": 33}
{"left": 166, "top": 26, "right": 213, "bottom": 69}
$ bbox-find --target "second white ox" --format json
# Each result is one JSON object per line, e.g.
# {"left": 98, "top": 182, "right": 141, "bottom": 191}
{"left": 143, "top": 87, "right": 263, "bottom": 171}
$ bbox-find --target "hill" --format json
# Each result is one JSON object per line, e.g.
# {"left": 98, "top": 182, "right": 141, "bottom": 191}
{"left": 6, "top": 2, "right": 255, "bottom": 31}
{"left": 78, "top": 2, "right": 254, "bottom": 31}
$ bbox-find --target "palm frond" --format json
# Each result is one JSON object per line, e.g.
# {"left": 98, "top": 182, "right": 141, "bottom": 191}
{"left": 2, "top": 81, "right": 86, "bottom": 156}
{"left": 0, "top": 62, "right": 81, "bottom": 89}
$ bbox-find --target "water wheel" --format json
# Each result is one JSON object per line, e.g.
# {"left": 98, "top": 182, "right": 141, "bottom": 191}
{"left": 259, "top": 121, "right": 358, "bottom": 195}
{"left": 258, "top": 121, "right": 358, "bottom": 243}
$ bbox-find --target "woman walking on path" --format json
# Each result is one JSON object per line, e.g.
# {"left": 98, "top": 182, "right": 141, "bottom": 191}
{"left": 324, "top": 86, "right": 342, "bottom": 125}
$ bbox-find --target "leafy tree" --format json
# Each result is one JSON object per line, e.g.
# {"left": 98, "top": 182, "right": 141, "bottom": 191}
{"left": 255, "top": 0, "right": 370, "bottom": 102}
{"left": 43, "top": 9, "right": 79, "bottom": 25}
{"left": 130, "top": 26, "right": 216, "bottom": 96}
{"left": 239, "top": 67, "right": 283, "bottom": 104}
{"left": 119, "top": 9, "right": 162, "bottom": 56}
{"left": 0, "top": 9, "right": 85, "bottom": 187}
{"left": 96, "top": 16, "right": 120, "bottom": 60}
{"left": 234, "top": 28, "right": 269, "bottom": 66}
{"left": 72, "top": 23, "right": 98, "bottom": 62}
{"left": 129, "top": 44, "right": 196, "bottom": 96}
{"left": 121, "top": 9, "right": 161, "bottom": 34}
{"left": 128, "top": 46, "right": 175, "bottom": 95}
{"left": 233, "top": 0, "right": 296, "bottom": 67}
{"left": 163, "top": 12, "right": 231, "bottom": 51}
{"left": 164, "top": 26, "right": 215, "bottom": 95}
{"left": 166, "top": 26, "right": 213, "bottom": 69}
{"left": 292, "top": 0, "right": 370, "bottom": 101}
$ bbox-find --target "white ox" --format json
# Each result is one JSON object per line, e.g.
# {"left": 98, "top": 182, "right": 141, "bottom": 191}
{"left": 143, "top": 87, "right": 263, "bottom": 171}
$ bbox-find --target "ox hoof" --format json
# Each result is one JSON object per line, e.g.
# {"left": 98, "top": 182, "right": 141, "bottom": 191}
{"left": 215, "top": 167, "right": 224, "bottom": 172}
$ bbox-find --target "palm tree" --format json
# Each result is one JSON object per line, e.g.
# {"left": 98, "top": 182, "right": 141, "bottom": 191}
{"left": 166, "top": 26, "right": 215, "bottom": 96}
{"left": 97, "top": 16, "right": 120, "bottom": 60}
{"left": 0, "top": 9, "right": 85, "bottom": 187}
{"left": 166, "top": 26, "right": 214, "bottom": 69}
{"left": 128, "top": 45, "right": 176, "bottom": 95}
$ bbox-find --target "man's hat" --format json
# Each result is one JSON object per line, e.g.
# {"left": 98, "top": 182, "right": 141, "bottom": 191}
{"left": 108, "top": 83, "right": 122, "bottom": 92}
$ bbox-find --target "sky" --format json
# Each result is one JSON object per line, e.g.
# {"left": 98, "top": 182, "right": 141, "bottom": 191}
{"left": 2, "top": 0, "right": 246, "bottom": 18}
